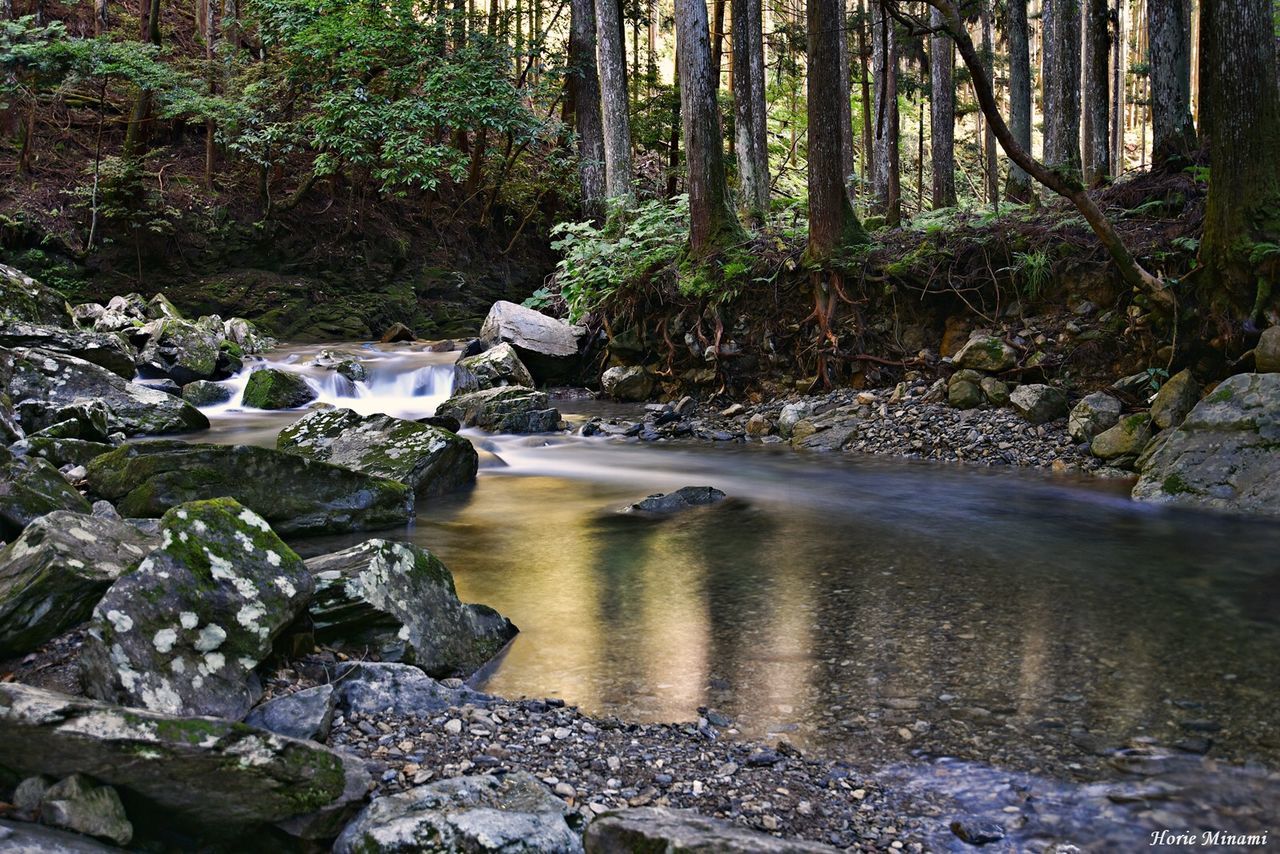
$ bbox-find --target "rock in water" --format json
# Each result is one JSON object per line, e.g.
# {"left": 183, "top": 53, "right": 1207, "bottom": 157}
{"left": 136, "top": 318, "right": 223, "bottom": 385}
{"left": 242, "top": 368, "right": 317, "bottom": 410}
{"left": 334, "top": 771, "right": 582, "bottom": 854}
{"left": 436, "top": 386, "right": 561, "bottom": 433}
{"left": 1068, "top": 392, "right": 1122, "bottom": 442}
{"left": 0, "top": 264, "right": 72, "bottom": 327}
{"left": 0, "top": 682, "right": 366, "bottom": 835}
{"left": 601, "top": 365, "right": 653, "bottom": 401}
{"left": 624, "top": 486, "right": 727, "bottom": 515}
{"left": 1150, "top": 368, "right": 1200, "bottom": 430}
{"left": 1133, "top": 372, "right": 1280, "bottom": 516}
{"left": 0, "top": 447, "right": 92, "bottom": 540}
{"left": 453, "top": 342, "right": 536, "bottom": 392}
{"left": 244, "top": 685, "right": 335, "bottom": 742}
{"left": 223, "top": 317, "right": 276, "bottom": 354}
{"left": 584, "top": 807, "right": 837, "bottom": 852}
{"left": 306, "top": 539, "right": 517, "bottom": 677}
{"left": 380, "top": 322, "right": 416, "bottom": 343}
{"left": 181, "top": 379, "right": 233, "bottom": 406}
{"left": 479, "top": 301, "right": 585, "bottom": 384}
{"left": 0, "top": 322, "right": 137, "bottom": 379}
{"left": 85, "top": 441, "right": 413, "bottom": 536}
{"left": 8, "top": 347, "right": 208, "bottom": 437}
{"left": 1009, "top": 384, "right": 1068, "bottom": 424}
{"left": 278, "top": 408, "right": 477, "bottom": 498}
{"left": 0, "top": 511, "right": 156, "bottom": 657}
{"left": 80, "top": 498, "right": 313, "bottom": 719}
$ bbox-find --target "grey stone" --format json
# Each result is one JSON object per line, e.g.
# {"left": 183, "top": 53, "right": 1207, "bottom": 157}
{"left": 625, "top": 486, "right": 727, "bottom": 515}
{"left": 0, "top": 819, "right": 123, "bottom": 853}
{"left": 584, "top": 807, "right": 837, "bottom": 853}
{"left": 242, "top": 368, "right": 317, "bottom": 410}
{"left": 1150, "top": 369, "right": 1200, "bottom": 430}
{"left": 0, "top": 264, "right": 72, "bottom": 327}
{"left": 39, "top": 775, "right": 133, "bottom": 846}
{"left": 1091, "top": 413, "right": 1153, "bottom": 460}
{"left": 777, "top": 402, "right": 814, "bottom": 438}
{"left": 1068, "top": 392, "right": 1122, "bottom": 443}
{"left": 0, "top": 322, "right": 136, "bottom": 379}
{"left": 144, "top": 293, "right": 183, "bottom": 321}
{"left": 0, "top": 511, "right": 156, "bottom": 657}
{"left": 330, "top": 661, "right": 491, "bottom": 717}
{"left": 1256, "top": 326, "right": 1280, "bottom": 373}
{"left": 953, "top": 335, "right": 1017, "bottom": 372}
{"left": 335, "top": 771, "right": 581, "bottom": 854}
{"left": 454, "top": 342, "right": 536, "bottom": 393}
{"left": 0, "top": 447, "right": 91, "bottom": 540}
{"left": 0, "top": 682, "right": 366, "bottom": 835}
{"left": 1009, "top": 384, "right": 1068, "bottom": 424}
{"left": 85, "top": 441, "right": 413, "bottom": 537}
{"left": 223, "top": 318, "right": 275, "bottom": 354}
{"left": 245, "top": 685, "right": 335, "bottom": 742}
{"left": 136, "top": 318, "right": 224, "bottom": 385}
{"left": 948, "top": 380, "right": 984, "bottom": 410}
{"left": 307, "top": 539, "right": 516, "bottom": 677}
{"left": 80, "top": 498, "right": 313, "bottom": 719}
{"left": 8, "top": 348, "right": 208, "bottom": 437}
{"left": 436, "top": 386, "right": 561, "bottom": 434}
{"left": 601, "top": 366, "right": 653, "bottom": 401}
{"left": 479, "top": 301, "right": 585, "bottom": 384}
{"left": 14, "top": 438, "right": 115, "bottom": 470}
{"left": 1133, "top": 372, "right": 1280, "bottom": 516}
{"left": 181, "top": 380, "right": 233, "bottom": 407}
{"left": 980, "top": 376, "right": 1010, "bottom": 406}
{"left": 278, "top": 408, "right": 477, "bottom": 498}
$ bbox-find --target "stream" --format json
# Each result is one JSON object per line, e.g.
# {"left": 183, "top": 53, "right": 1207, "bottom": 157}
{"left": 194, "top": 342, "right": 1279, "bottom": 851}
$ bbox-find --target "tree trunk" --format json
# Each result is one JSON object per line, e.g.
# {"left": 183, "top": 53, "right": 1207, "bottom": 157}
{"left": 1199, "top": 0, "right": 1280, "bottom": 315}
{"left": 571, "top": 0, "right": 607, "bottom": 220}
{"left": 929, "top": 6, "right": 956, "bottom": 208}
{"left": 94, "top": 0, "right": 109, "bottom": 33}
{"left": 1041, "top": 0, "right": 1081, "bottom": 174}
{"left": 1148, "top": 0, "right": 1196, "bottom": 167}
{"left": 594, "top": 0, "right": 634, "bottom": 204}
{"left": 1111, "top": 0, "right": 1126, "bottom": 170}
{"left": 978, "top": 0, "right": 998, "bottom": 205}
{"left": 1082, "top": 0, "right": 1110, "bottom": 185}
{"left": 858, "top": 0, "right": 874, "bottom": 188}
{"left": 839, "top": 0, "right": 856, "bottom": 204}
{"left": 123, "top": 0, "right": 164, "bottom": 159}
{"left": 871, "top": 0, "right": 901, "bottom": 225}
{"left": 731, "top": 0, "right": 769, "bottom": 225}
{"left": 675, "top": 0, "right": 745, "bottom": 256}
{"left": 711, "top": 0, "right": 727, "bottom": 85}
{"left": 1004, "top": 0, "right": 1032, "bottom": 201}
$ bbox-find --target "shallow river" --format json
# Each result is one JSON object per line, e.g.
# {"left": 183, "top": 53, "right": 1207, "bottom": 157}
{"left": 197, "top": 343, "right": 1280, "bottom": 851}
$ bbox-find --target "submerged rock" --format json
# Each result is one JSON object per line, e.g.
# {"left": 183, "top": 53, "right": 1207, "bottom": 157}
{"left": 85, "top": 441, "right": 413, "bottom": 536}
{"left": 0, "top": 681, "right": 366, "bottom": 834}
{"left": 278, "top": 408, "right": 477, "bottom": 498}
{"left": 380, "top": 322, "right": 416, "bottom": 343}
{"left": 0, "top": 264, "right": 72, "bottom": 327}
{"left": 335, "top": 771, "right": 581, "bottom": 854}
{"left": 242, "top": 368, "right": 317, "bottom": 410}
{"left": 80, "top": 498, "right": 313, "bottom": 719}
{"left": 584, "top": 807, "right": 836, "bottom": 853}
{"left": 306, "top": 539, "right": 517, "bottom": 677}
{"left": 0, "top": 322, "right": 137, "bottom": 379}
{"left": 624, "top": 486, "right": 727, "bottom": 515}
{"left": 0, "top": 510, "right": 155, "bottom": 657}
{"left": 479, "top": 301, "right": 585, "bottom": 384}
{"left": 181, "top": 379, "right": 233, "bottom": 406}
{"left": 0, "top": 447, "right": 92, "bottom": 540}
{"left": 436, "top": 386, "right": 561, "bottom": 434}
{"left": 1133, "top": 372, "right": 1280, "bottom": 516}
{"left": 8, "top": 347, "right": 208, "bottom": 437}
{"left": 601, "top": 365, "right": 653, "bottom": 401}
{"left": 454, "top": 342, "right": 535, "bottom": 392}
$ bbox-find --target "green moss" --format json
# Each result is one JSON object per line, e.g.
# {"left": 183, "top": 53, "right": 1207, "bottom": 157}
{"left": 1207, "top": 386, "right": 1235, "bottom": 403}
{"left": 1162, "top": 472, "right": 1194, "bottom": 495}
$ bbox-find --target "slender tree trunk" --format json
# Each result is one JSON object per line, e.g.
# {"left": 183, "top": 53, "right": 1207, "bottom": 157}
{"left": 732, "top": 0, "right": 769, "bottom": 224}
{"left": 711, "top": 0, "right": 727, "bottom": 84}
{"left": 871, "top": 0, "right": 901, "bottom": 225}
{"left": 94, "top": 0, "right": 109, "bottom": 33}
{"left": 858, "top": 0, "right": 874, "bottom": 188}
{"left": 1111, "top": 0, "right": 1126, "bottom": 170}
{"left": 979, "top": 0, "right": 998, "bottom": 205}
{"left": 675, "top": 0, "right": 745, "bottom": 256}
{"left": 594, "top": 0, "right": 635, "bottom": 204}
{"left": 1041, "top": 0, "right": 1082, "bottom": 174}
{"left": 1082, "top": 0, "right": 1110, "bottom": 185}
{"left": 929, "top": 6, "right": 956, "bottom": 207}
{"left": 1199, "top": 0, "right": 1280, "bottom": 314}
{"left": 667, "top": 52, "right": 681, "bottom": 198}
{"left": 839, "top": 0, "right": 856, "bottom": 204}
{"left": 1005, "top": 0, "right": 1032, "bottom": 201}
{"left": 123, "top": 0, "right": 163, "bottom": 158}
{"left": 1148, "top": 0, "right": 1195, "bottom": 167}
{"left": 571, "top": 0, "right": 607, "bottom": 220}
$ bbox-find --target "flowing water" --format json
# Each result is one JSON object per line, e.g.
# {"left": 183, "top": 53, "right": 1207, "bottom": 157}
{"left": 194, "top": 343, "right": 1280, "bottom": 851}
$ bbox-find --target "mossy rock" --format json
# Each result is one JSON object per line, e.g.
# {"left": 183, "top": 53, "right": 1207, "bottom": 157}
{"left": 436, "top": 386, "right": 561, "bottom": 434}
{"left": 242, "top": 368, "right": 317, "bottom": 410}
{"left": 0, "top": 264, "right": 72, "bottom": 327}
{"left": 0, "top": 447, "right": 92, "bottom": 540}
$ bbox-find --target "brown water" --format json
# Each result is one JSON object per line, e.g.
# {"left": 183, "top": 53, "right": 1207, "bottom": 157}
{"left": 197, "top": 343, "right": 1280, "bottom": 851}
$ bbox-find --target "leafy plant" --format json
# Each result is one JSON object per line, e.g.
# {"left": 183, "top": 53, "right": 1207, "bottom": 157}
{"left": 1010, "top": 249, "right": 1052, "bottom": 300}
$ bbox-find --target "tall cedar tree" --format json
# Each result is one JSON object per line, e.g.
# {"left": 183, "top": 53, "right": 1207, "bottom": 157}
{"left": 570, "top": 0, "right": 607, "bottom": 220}
{"left": 871, "top": 0, "right": 901, "bottom": 225}
{"left": 1041, "top": 0, "right": 1081, "bottom": 174}
{"left": 1148, "top": 0, "right": 1196, "bottom": 167}
{"left": 594, "top": 0, "right": 635, "bottom": 203}
{"left": 1082, "top": 0, "right": 1110, "bottom": 186}
{"left": 929, "top": 6, "right": 956, "bottom": 208}
{"left": 1004, "top": 0, "right": 1032, "bottom": 201}
{"left": 731, "top": 0, "right": 770, "bottom": 225}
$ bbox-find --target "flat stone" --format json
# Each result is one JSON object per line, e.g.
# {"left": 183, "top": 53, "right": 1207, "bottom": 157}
{"left": 585, "top": 807, "right": 837, "bottom": 853}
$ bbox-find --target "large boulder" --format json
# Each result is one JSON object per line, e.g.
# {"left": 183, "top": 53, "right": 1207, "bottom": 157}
{"left": 1133, "top": 372, "right": 1280, "bottom": 516}
{"left": 136, "top": 318, "right": 223, "bottom": 385}
{"left": 14, "top": 436, "right": 115, "bottom": 469}
{"left": 334, "top": 771, "right": 581, "bottom": 854}
{"left": 0, "top": 511, "right": 156, "bottom": 657}
{"left": 1150, "top": 368, "right": 1201, "bottom": 430}
{"left": 0, "top": 447, "right": 92, "bottom": 540}
{"left": 306, "top": 539, "right": 517, "bottom": 677}
{"left": 80, "top": 498, "right": 314, "bottom": 719}
{"left": 8, "top": 348, "right": 208, "bottom": 437}
{"left": 242, "top": 368, "right": 317, "bottom": 410}
{"left": 1068, "top": 391, "right": 1122, "bottom": 442}
{"left": 1009, "top": 383, "right": 1068, "bottom": 424}
{"left": 952, "top": 334, "right": 1017, "bottom": 372}
{"left": 278, "top": 409, "right": 477, "bottom": 498}
{"left": 601, "top": 365, "right": 653, "bottom": 401}
{"left": 0, "top": 322, "right": 137, "bottom": 379}
{"left": 0, "top": 682, "right": 367, "bottom": 835}
{"left": 454, "top": 342, "right": 536, "bottom": 392}
{"left": 144, "top": 292, "right": 183, "bottom": 321}
{"left": 181, "top": 379, "right": 233, "bottom": 407}
{"left": 0, "top": 264, "right": 71, "bottom": 327}
{"left": 584, "top": 808, "right": 837, "bottom": 853}
{"left": 436, "top": 386, "right": 561, "bottom": 434}
{"left": 223, "top": 317, "right": 276, "bottom": 355}
{"left": 85, "top": 441, "right": 414, "bottom": 537}
{"left": 479, "top": 301, "right": 586, "bottom": 384}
